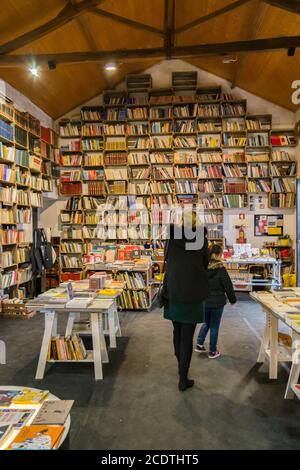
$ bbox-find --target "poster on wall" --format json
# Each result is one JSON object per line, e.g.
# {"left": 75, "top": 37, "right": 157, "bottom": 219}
{"left": 254, "top": 214, "right": 283, "bottom": 237}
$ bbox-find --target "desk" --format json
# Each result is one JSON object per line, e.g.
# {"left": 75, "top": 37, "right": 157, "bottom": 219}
{"left": 251, "top": 290, "right": 300, "bottom": 399}
{"left": 0, "top": 385, "right": 71, "bottom": 450}
{"left": 28, "top": 297, "right": 118, "bottom": 381}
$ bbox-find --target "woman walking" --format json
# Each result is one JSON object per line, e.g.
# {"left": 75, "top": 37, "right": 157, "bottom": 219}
{"left": 163, "top": 213, "right": 209, "bottom": 391}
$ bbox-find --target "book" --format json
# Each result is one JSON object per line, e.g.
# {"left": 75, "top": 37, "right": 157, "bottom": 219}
{"left": 0, "top": 409, "right": 35, "bottom": 428}
{"left": 6, "top": 424, "right": 65, "bottom": 450}
{"left": 0, "top": 424, "right": 12, "bottom": 445}
{"left": 32, "top": 400, "right": 74, "bottom": 425}
{"left": 0, "top": 390, "right": 19, "bottom": 406}
{"left": 12, "top": 388, "right": 49, "bottom": 405}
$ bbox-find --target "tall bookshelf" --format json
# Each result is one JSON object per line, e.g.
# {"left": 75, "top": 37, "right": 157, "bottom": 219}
{"left": 0, "top": 94, "right": 59, "bottom": 300}
{"left": 58, "top": 72, "right": 298, "bottom": 297}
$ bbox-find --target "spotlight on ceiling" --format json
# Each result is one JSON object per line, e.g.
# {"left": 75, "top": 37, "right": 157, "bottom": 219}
{"left": 222, "top": 56, "right": 238, "bottom": 64}
{"left": 104, "top": 62, "right": 117, "bottom": 71}
{"left": 288, "top": 47, "right": 296, "bottom": 57}
{"left": 29, "top": 66, "right": 39, "bottom": 77}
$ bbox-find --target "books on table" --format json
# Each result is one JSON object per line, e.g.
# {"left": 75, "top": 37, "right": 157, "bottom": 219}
{"left": 11, "top": 389, "right": 49, "bottom": 405}
{"left": 32, "top": 400, "right": 74, "bottom": 425}
{"left": 6, "top": 425, "right": 65, "bottom": 450}
{"left": 0, "top": 409, "right": 35, "bottom": 428}
{"left": 0, "top": 390, "right": 19, "bottom": 406}
{"left": 66, "top": 297, "right": 93, "bottom": 308}
{"left": 0, "top": 424, "right": 13, "bottom": 445}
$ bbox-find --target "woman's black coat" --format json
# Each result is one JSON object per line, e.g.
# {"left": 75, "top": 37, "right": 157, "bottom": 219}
{"left": 164, "top": 224, "right": 209, "bottom": 303}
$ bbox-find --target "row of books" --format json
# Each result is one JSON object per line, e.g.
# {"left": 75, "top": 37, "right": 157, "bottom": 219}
{"left": 60, "top": 241, "right": 83, "bottom": 253}
{"left": 223, "top": 194, "right": 247, "bottom": 208}
{"left": 272, "top": 178, "right": 295, "bottom": 193}
{"left": 16, "top": 246, "right": 30, "bottom": 264}
{"left": 0, "top": 119, "right": 13, "bottom": 142}
{"left": 115, "top": 271, "right": 147, "bottom": 290}
{"left": 0, "top": 228, "right": 18, "bottom": 244}
{"left": 60, "top": 255, "right": 82, "bottom": 269}
{"left": 1, "top": 251, "right": 15, "bottom": 268}
{"left": 82, "top": 123, "right": 103, "bottom": 136}
{"left": 0, "top": 142, "right": 14, "bottom": 162}
{"left": 118, "top": 289, "right": 149, "bottom": 309}
{"left": 48, "top": 334, "right": 87, "bottom": 361}
{"left": 269, "top": 193, "right": 295, "bottom": 208}
{"left": 59, "top": 122, "right": 81, "bottom": 137}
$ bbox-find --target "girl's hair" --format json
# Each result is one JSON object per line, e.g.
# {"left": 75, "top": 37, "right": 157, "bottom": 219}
{"left": 209, "top": 244, "right": 223, "bottom": 259}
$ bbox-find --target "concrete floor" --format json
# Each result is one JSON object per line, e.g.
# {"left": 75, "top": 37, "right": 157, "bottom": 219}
{"left": 0, "top": 295, "right": 299, "bottom": 450}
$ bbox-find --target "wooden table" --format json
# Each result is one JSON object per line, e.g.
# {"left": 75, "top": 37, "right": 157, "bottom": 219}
{"left": 29, "top": 297, "right": 121, "bottom": 381}
{"left": 251, "top": 290, "right": 300, "bottom": 399}
{"left": 0, "top": 385, "right": 71, "bottom": 450}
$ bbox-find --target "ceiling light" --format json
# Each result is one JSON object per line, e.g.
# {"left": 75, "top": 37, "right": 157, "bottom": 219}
{"left": 29, "top": 66, "right": 39, "bottom": 77}
{"left": 222, "top": 56, "right": 238, "bottom": 64}
{"left": 104, "top": 62, "right": 117, "bottom": 71}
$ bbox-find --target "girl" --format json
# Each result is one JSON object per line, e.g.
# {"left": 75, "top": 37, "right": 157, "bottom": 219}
{"left": 195, "top": 244, "right": 236, "bottom": 359}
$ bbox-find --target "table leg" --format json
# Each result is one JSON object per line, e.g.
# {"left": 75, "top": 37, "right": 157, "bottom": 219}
{"left": 91, "top": 312, "right": 103, "bottom": 380}
{"left": 99, "top": 315, "right": 108, "bottom": 364}
{"left": 115, "top": 309, "right": 122, "bottom": 338}
{"left": 269, "top": 314, "right": 278, "bottom": 379}
{"left": 108, "top": 305, "right": 117, "bottom": 348}
{"left": 36, "top": 311, "right": 56, "bottom": 380}
{"left": 0, "top": 340, "right": 6, "bottom": 365}
{"left": 285, "top": 340, "right": 300, "bottom": 399}
{"left": 65, "top": 312, "right": 80, "bottom": 337}
{"left": 257, "top": 312, "right": 271, "bottom": 363}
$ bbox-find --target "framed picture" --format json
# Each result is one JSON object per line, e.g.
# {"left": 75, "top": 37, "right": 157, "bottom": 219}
{"left": 254, "top": 214, "right": 283, "bottom": 237}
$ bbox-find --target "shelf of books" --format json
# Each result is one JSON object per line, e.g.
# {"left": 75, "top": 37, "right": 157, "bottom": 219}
{"left": 57, "top": 74, "right": 298, "bottom": 307}
{"left": 0, "top": 93, "right": 59, "bottom": 303}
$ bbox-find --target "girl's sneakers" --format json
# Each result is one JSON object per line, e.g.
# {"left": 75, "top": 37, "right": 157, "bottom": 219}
{"left": 194, "top": 344, "right": 206, "bottom": 353}
{"left": 208, "top": 351, "right": 221, "bottom": 359}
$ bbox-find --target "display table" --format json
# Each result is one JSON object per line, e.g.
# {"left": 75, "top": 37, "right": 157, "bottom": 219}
{"left": 28, "top": 295, "right": 121, "bottom": 381}
{"left": 225, "top": 257, "right": 281, "bottom": 290}
{"left": 0, "top": 385, "right": 71, "bottom": 450}
{"left": 251, "top": 290, "right": 300, "bottom": 399}
{"left": 0, "top": 340, "right": 5, "bottom": 364}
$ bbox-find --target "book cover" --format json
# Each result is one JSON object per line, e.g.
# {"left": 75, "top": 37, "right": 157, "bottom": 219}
{"left": 0, "top": 424, "right": 12, "bottom": 445}
{"left": 12, "top": 389, "right": 49, "bottom": 405}
{"left": 32, "top": 400, "right": 74, "bottom": 425}
{"left": 0, "top": 409, "right": 35, "bottom": 428}
{"left": 0, "top": 390, "right": 19, "bottom": 406}
{"left": 6, "top": 425, "right": 64, "bottom": 450}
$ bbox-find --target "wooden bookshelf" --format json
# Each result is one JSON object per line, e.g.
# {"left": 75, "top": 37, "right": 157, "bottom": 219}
{"left": 58, "top": 75, "right": 298, "bottom": 293}
{"left": 0, "top": 94, "right": 59, "bottom": 300}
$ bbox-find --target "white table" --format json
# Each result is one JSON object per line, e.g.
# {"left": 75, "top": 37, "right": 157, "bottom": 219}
{"left": 251, "top": 291, "right": 300, "bottom": 399}
{"left": 225, "top": 257, "right": 281, "bottom": 289}
{"left": 0, "top": 340, "right": 5, "bottom": 364}
{"left": 0, "top": 385, "right": 71, "bottom": 450}
{"left": 29, "top": 298, "right": 121, "bottom": 381}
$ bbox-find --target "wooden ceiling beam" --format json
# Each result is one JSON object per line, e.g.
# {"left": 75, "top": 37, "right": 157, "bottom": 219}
{"left": 263, "top": 0, "right": 300, "bottom": 14}
{"left": 69, "top": 0, "right": 111, "bottom": 87}
{"left": 231, "top": 1, "right": 268, "bottom": 89}
{"left": 0, "top": 0, "right": 104, "bottom": 55}
{"left": 1, "top": 35, "right": 300, "bottom": 67}
{"left": 91, "top": 7, "right": 164, "bottom": 37}
{"left": 175, "top": 0, "right": 252, "bottom": 34}
{"left": 164, "top": 0, "right": 175, "bottom": 59}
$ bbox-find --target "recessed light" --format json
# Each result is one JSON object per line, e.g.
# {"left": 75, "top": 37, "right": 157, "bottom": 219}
{"left": 104, "top": 62, "right": 117, "bottom": 71}
{"left": 29, "top": 66, "right": 39, "bottom": 77}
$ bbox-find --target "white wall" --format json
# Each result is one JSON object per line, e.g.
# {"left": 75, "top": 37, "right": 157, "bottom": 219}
{"left": 51, "top": 59, "right": 298, "bottom": 247}
{"left": 0, "top": 79, "right": 53, "bottom": 128}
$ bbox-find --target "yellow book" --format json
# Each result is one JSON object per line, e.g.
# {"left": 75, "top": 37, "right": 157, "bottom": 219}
{"left": 12, "top": 389, "right": 49, "bottom": 405}
{"left": 98, "top": 288, "right": 117, "bottom": 296}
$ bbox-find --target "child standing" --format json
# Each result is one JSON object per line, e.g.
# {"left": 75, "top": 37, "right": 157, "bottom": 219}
{"left": 195, "top": 244, "right": 236, "bottom": 359}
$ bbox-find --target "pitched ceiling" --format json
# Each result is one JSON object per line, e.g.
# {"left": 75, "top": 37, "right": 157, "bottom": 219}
{"left": 0, "top": 0, "right": 299, "bottom": 118}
